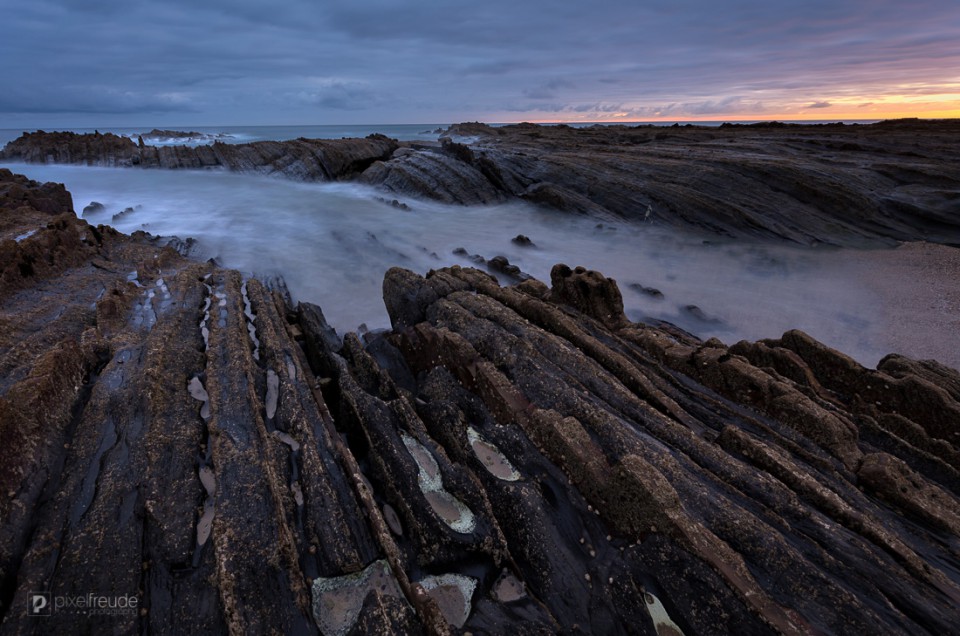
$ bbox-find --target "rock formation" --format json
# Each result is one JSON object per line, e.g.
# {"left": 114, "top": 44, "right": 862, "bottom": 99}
{"left": 377, "top": 120, "right": 960, "bottom": 246}
{"left": 2, "top": 169, "right": 959, "bottom": 634}
{"left": 0, "top": 131, "right": 397, "bottom": 181}
{"left": 4, "top": 121, "right": 960, "bottom": 246}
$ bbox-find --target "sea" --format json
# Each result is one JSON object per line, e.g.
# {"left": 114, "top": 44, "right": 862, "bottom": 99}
{"left": 1, "top": 121, "right": 899, "bottom": 367}
{"left": 0, "top": 120, "right": 881, "bottom": 149}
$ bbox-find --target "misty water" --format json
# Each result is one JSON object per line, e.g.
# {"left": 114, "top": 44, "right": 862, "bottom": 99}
{"left": 6, "top": 163, "right": 897, "bottom": 367}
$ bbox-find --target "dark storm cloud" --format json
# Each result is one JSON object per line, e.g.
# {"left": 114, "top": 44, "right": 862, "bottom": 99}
{"left": 0, "top": 85, "right": 197, "bottom": 115}
{"left": 1, "top": 0, "right": 958, "bottom": 125}
{"left": 293, "top": 80, "right": 383, "bottom": 110}
{"left": 523, "top": 80, "right": 575, "bottom": 100}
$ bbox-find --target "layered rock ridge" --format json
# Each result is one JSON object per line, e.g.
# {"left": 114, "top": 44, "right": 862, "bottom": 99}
{"left": 2, "top": 170, "right": 959, "bottom": 635}
{"left": 0, "top": 131, "right": 398, "bottom": 181}
{"left": 362, "top": 120, "right": 960, "bottom": 245}
{"left": 4, "top": 120, "right": 960, "bottom": 245}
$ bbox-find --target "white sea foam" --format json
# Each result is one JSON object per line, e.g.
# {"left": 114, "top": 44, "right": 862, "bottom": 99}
{"left": 0, "top": 162, "right": 924, "bottom": 368}
{"left": 120, "top": 132, "right": 235, "bottom": 147}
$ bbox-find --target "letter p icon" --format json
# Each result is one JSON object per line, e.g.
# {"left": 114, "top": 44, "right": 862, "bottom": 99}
{"left": 29, "top": 592, "right": 51, "bottom": 616}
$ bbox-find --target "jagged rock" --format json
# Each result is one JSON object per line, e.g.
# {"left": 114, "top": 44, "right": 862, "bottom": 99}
{"left": 1, "top": 132, "right": 398, "bottom": 182}
{"left": 359, "top": 147, "right": 506, "bottom": 205}
{"left": 2, "top": 171, "right": 960, "bottom": 634}
{"left": 0, "top": 131, "right": 138, "bottom": 166}
{"left": 487, "top": 255, "right": 530, "bottom": 282}
{"left": 681, "top": 304, "right": 723, "bottom": 324}
{"left": 111, "top": 206, "right": 137, "bottom": 222}
{"left": 8, "top": 122, "right": 960, "bottom": 245}
{"left": 81, "top": 201, "right": 105, "bottom": 217}
{"left": 549, "top": 263, "right": 627, "bottom": 329}
{"left": 628, "top": 283, "right": 664, "bottom": 299}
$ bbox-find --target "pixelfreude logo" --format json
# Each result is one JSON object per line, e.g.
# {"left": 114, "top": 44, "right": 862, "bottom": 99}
{"left": 27, "top": 592, "right": 139, "bottom": 618}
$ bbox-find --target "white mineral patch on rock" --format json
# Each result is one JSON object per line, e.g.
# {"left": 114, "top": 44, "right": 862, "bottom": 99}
{"left": 312, "top": 560, "right": 404, "bottom": 636}
{"left": 188, "top": 377, "right": 209, "bottom": 402}
{"left": 198, "top": 465, "right": 216, "bottom": 495}
{"left": 467, "top": 427, "right": 520, "bottom": 481}
{"left": 196, "top": 499, "right": 215, "bottom": 546}
{"left": 241, "top": 280, "right": 260, "bottom": 360}
{"left": 401, "top": 432, "right": 475, "bottom": 533}
{"left": 272, "top": 429, "right": 300, "bottom": 452}
{"left": 419, "top": 573, "right": 477, "bottom": 629}
{"left": 644, "top": 590, "right": 686, "bottom": 636}
{"left": 265, "top": 369, "right": 279, "bottom": 419}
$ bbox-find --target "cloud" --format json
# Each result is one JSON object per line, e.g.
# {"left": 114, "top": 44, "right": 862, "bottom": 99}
{"left": 1, "top": 0, "right": 959, "bottom": 124}
{"left": 522, "top": 79, "right": 575, "bottom": 100}
{"left": 293, "top": 79, "right": 382, "bottom": 110}
{"left": 0, "top": 85, "right": 199, "bottom": 115}
{"left": 806, "top": 101, "right": 833, "bottom": 109}
{"left": 461, "top": 61, "right": 516, "bottom": 76}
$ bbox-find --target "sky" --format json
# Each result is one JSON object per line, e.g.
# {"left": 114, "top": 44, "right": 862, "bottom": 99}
{"left": 1, "top": 0, "right": 959, "bottom": 127}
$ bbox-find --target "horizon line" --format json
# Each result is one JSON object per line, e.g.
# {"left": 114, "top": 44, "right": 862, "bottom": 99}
{"left": 3, "top": 115, "right": 959, "bottom": 132}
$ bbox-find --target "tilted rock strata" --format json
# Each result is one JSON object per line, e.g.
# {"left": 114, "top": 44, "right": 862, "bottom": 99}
{"left": 5, "top": 121, "right": 960, "bottom": 245}
{"left": 1, "top": 171, "right": 960, "bottom": 634}
{"left": 364, "top": 121, "right": 960, "bottom": 245}
{"left": 0, "top": 131, "right": 398, "bottom": 181}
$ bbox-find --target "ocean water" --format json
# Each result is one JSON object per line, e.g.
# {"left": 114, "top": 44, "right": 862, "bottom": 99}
{"left": 0, "top": 124, "right": 450, "bottom": 149}
{"left": 2, "top": 162, "right": 903, "bottom": 367}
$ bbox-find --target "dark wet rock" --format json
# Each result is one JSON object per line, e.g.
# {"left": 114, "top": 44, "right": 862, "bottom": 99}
{"left": 373, "top": 197, "right": 412, "bottom": 210}
{"left": 549, "top": 263, "right": 627, "bottom": 329}
{"left": 111, "top": 206, "right": 137, "bottom": 222}
{"left": 139, "top": 129, "right": 231, "bottom": 144}
{"left": 81, "top": 201, "right": 105, "bottom": 217}
{"left": 0, "top": 131, "right": 139, "bottom": 167}
{"left": 451, "top": 247, "right": 486, "bottom": 266}
{"left": 414, "top": 120, "right": 960, "bottom": 245}
{"left": 148, "top": 234, "right": 200, "bottom": 258}
{"left": 511, "top": 234, "right": 534, "bottom": 246}
{"left": 358, "top": 146, "right": 506, "bottom": 205}
{"left": 520, "top": 181, "right": 612, "bottom": 217}
{"left": 147, "top": 129, "right": 203, "bottom": 138}
{"left": 2, "top": 170, "right": 960, "bottom": 634}
{"left": 487, "top": 255, "right": 531, "bottom": 282}
{"left": 681, "top": 304, "right": 723, "bottom": 324}
{"left": 628, "top": 283, "right": 665, "bottom": 299}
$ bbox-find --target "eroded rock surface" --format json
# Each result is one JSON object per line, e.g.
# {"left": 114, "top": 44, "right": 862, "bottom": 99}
{"left": 0, "top": 131, "right": 397, "bottom": 181}
{"left": 2, "top": 171, "right": 960, "bottom": 635}
{"left": 367, "top": 120, "right": 960, "bottom": 246}
{"left": 5, "top": 121, "right": 960, "bottom": 246}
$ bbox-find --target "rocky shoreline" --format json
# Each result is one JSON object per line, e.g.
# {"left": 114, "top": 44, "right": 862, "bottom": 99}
{"left": 3, "top": 119, "right": 960, "bottom": 246}
{"left": 1, "top": 168, "right": 959, "bottom": 634}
